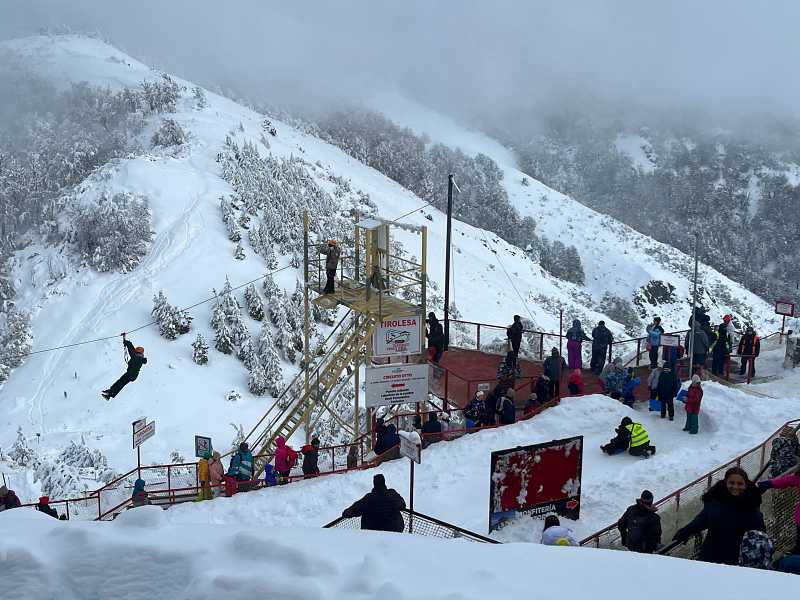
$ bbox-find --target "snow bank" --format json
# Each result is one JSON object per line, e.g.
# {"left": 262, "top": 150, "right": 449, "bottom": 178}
{"left": 0, "top": 508, "right": 791, "bottom": 600}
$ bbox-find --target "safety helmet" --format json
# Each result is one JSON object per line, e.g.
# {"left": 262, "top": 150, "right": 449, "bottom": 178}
{"left": 723, "top": 314, "right": 732, "bottom": 322}
{"left": 328, "top": 239, "right": 337, "bottom": 246}
{"left": 135, "top": 346, "right": 145, "bottom": 354}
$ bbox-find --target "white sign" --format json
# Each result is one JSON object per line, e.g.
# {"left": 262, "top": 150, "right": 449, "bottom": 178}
{"left": 661, "top": 334, "right": 681, "bottom": 348}
{"left": 399, "top": 430, "right": 421, "bottom": 464}
{"left": 776, "top": 301, "right": 795, "bottom": 317}
{"left": 133, "top": 421, "right": 155, "bottom": 449}
{"left": 477, "top": 382, "right": 491, "bottom": 392}
{"left": 372, "top": 315, "right": 422, "bottom": 358}
{"left": 365, "top": 363, "right": 429, "bottom": 408}
{"left": 132, "top": 417, "right": 147, "bottom": 434}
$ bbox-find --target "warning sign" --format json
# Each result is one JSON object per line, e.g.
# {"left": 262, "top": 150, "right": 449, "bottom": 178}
{"left": 365, "top": 363, "right": 428, "bottom": 407}
{"left": 372, "top": 315, "right": 422, "bottom": 358}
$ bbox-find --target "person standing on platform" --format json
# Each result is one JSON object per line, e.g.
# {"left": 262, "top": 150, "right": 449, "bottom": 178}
{"left": 646, "top": 317, "right": 665, "bottom": 369}
{"left": 321, "top": 239, "right": 341, "bottom": 294}
{"left": 565, "top": 320, "right": 591, "bottom": 369}
{"left": 590, "top": 321, "right": 614, "bottom": 375}
{"left": 507, "top": 315, "right": 524, "bottom": 367}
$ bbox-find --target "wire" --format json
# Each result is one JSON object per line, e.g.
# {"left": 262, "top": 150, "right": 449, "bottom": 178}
{"left": 479, "top": 230, "right": 537, "bottom": 324}
{"left": 8, "top": 264, "right": 295, "bottom": 360}
{"left": 391, "top": 200, "right": 435, "bottom": 223}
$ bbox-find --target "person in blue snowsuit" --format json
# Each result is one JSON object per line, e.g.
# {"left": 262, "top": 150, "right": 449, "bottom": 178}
{"left": 622, "top": 377, "right": 641, "bottom": 407}
{"left": 264, "top": 464, "right": 278, "bottom": 487}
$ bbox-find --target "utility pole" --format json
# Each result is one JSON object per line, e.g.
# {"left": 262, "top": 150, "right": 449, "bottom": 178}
{"left": 444, "top": 174, "right": 454, "bottom": 350}
{"left": 687, "top": 232, "right": 700, "bottom": 376}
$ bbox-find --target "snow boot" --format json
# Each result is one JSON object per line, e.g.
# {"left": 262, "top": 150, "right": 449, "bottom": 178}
{"left": 101, "top": 390, "right": 111, "bottom": 400}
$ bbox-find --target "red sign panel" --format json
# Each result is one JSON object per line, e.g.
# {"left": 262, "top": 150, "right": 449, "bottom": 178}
{"left": 489, "top": 435, "right": 583, "bottom": 532}
{"left": 775, "top": 301, "right": 795, "bottom": 317}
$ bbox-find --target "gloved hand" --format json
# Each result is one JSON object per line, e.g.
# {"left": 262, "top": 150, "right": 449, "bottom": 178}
{"left": 756, "top": 480, "right": 774, "bottom": 490}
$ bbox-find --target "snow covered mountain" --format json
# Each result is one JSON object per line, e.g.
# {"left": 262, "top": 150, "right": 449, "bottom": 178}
{"left": 0, "top": 34, "right": 784, "bottom": 503}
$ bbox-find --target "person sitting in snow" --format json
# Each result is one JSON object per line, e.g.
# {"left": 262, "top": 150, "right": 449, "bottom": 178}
{"left": 102, "top": 333, "right": 147, "bottom": 400}
{"left": 540, "top": 515, "right": 579, "bottom": 546}
{"left": 342, "top": 474, "right": 406, "bottom": 533}
{"left": 602, "top": 417, "right": 655, "bottom": 457}
{"left": 35, "top": 496, "right": 59, "bottom": 519}
{"left": 622, "top": 376, "right": 641, "bottom": 407}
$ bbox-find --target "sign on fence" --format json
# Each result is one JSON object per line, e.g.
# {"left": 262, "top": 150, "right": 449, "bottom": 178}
{"left": 132, "top": 420, "right": 155, "bottom": 449}
{"left": 488, "top": 435, "right": 583, "bottom": 532}
{"left": 365, "top": 363, "right": 429, "bottom": 407}
{"left": 399, "top": 430, "right": 422, "bottom": 464}
{"left": 194, "top": 435, "right": 212, "bottom": 458}
{"left": 661, "top": 334, "right": 681, "bottom": 347}
{"left": 372, "top": 315, "right": 422, "bottom": 357}
{"left": 775, "top": 301, "right": 795, "bottom": 317}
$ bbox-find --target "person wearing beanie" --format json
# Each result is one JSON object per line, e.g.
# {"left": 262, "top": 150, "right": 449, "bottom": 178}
{"left": 131, "top": 478, "right": 149, "bottom": 507}
{"left": 618, "top": 490, "right": 662, "bottom": 553}
{"left": 683, "top": 375, "right": 703, "bottom": 434}
{"left": 656, "top": 363, "right": 680, "bottom": 420}
{"left": 35, "top": 496, "right": 59, "bottom": 519}
{"left": 342, "top": 473, "right": 406, "bottom": 532}
{"left": 102, "top": 333, "right": 147, "bottom": 400}
{"left": 646, "top": 317, "right": 665, "bottom": 369}
{"left": 506, "top": 314, "right": 524, "bottom": 366}
{"left": 464, "top": 390, "right": 486, "bottom": 430}
{"left": 540, "top": 514, "right": 579, "bottom": 546}
{"left": 591, "top": 320, "right": 614, "bottom": 375}
{"left": 565, "top": 319, "right": 591, "bottom": 370}
{"left": 0, "top": 485, "right": 21, "bottom": 511}
{"left": 321, "top": 239, "right": 341, "bottom": 294}
{"left": 197, "top": 451, "right": 212, "bottom": 501}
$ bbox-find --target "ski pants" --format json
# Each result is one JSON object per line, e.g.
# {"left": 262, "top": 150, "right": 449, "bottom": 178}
{"left": 648, "top": 346, "right": 660, "bottom": 369}
{"left": 324, "top": 268, "right": 336, "bottom": 293}
{"left": 660, "top": 395, "right": 675, "bottom": 419}
{"left": 711, "top": 351, "right": 727, "bottom": 376}
{"left": 590, "top": 347, "right": 607, "bottom": 374}
{"left": 109, "top": 371, "right": 137, "bottom": 397}
{"left": 684, "top": 412, "right": 699, "bottom": 434}
{"left": 629, "top": 443, "right": 652, "bottom": 457}
{"left": 739, "top": 357, "right": 755, "bottom": 377}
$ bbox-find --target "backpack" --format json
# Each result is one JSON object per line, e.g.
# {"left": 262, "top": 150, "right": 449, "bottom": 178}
{"left": 286, "top": 447, "right": 298, "bottom": 468}
{"left": 739, "top": 530, "right": 774, "bottom": 569}
{"left": 625, "top": 512, "right": 650, "bottom": 551}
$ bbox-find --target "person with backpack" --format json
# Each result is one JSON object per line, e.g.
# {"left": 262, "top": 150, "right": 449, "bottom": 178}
{"left": 683, "top": 375, "right": 703, "bottom": 434}
{"left": 757, "top": 470, "right": 800, "bottom": 555}
{"left": 341, "top": 474, "right": 406, "bottom": 532}
{"left": 35, "top": 496, "right": 60, "bottom": 519}
{"left": 426, "top": 312, "right": 445, "bottom": 364}
{"left": 506, "top": 314, "right": 524, "bottom": 366}
{"left": 540, "top": 515, "right": 579, "bottom": 546}
{"left": 590, "top": 321, "right": 614, "bottom": 375}
{"left": 301, "top": 437, "right": 321, "bottom": 477}
{"left": 102, "top": 333, "right": 147, "bottom": 400}
{"left": 274, "top": 436, "right": 297, "bottom": 484}
{"left": 131, "top": 479, "right": 149, "bottom": 508}
{"left": 228, "top": 441, "right": 255, "bottom": 490}
{"left": 618, "top": 490, "right": 662, "bottom": 553}
{"left": 565, "top": 320, "right": 591, "bottom": 370}
{"left": 673, "top": 467, "right": 765, "bottom": 565}
{"left": 645, "top": 317, "right": 665, "bottom": 369}
{"left": 737, "top": 326, "right": 760, "bottom": 377}
{"left": 464, "top": 391, "right": 486, "bottom": 430}
{"left": 497, "top": 388, "right": 516, "bottom": 425}
{"left": 656, "top": 363, "right": 679, "bottom": 421}
{"left": 543, "top": 348, "right": 567, "bottom": 398}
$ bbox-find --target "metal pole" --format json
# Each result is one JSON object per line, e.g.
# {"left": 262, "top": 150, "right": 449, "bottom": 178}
{"left": 781, "top": 315, "right": 786, "bottom": 344}
{"left": 444, "top": 174, "right": 454, "bottom": 350}
{"left": 304, "top": 211, "right": 311, "bottom": 444}
{"left": 409, "top": 458, "right": 415, "bottom": 534}
{"left": 688, "top": 233, "right": 699, "bottom": 376}
{"left": 559, "top": 308, "right": 563, "bottom": 359}
{"left": 137, "top": 446, "right": 141, "bottom": 480}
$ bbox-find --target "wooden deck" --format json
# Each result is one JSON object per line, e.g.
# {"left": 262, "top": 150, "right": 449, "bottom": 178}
{"left": 311, "top": 280, "right": 420, "bottom": 319}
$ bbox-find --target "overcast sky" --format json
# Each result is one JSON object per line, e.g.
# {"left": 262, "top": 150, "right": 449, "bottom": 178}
{"left": 2, "top": 1, "right": 799, "bottom": 125}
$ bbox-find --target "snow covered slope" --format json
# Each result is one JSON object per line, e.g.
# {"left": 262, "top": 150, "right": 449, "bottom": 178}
{"left": 367, "top": 92, "right": 779, "bottom": 333}
{"left": 3, "top": 507, "right": 793, "bottom": 600}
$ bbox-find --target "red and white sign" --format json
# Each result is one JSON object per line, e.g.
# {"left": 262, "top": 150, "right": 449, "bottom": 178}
{"left": 399, "top": 430, "right": 422, "bottom": 464}
{"left": 775, "top": 301, "right": 795, "bottom": 317}
{"left": 133, "top": 420, "right": 155, "bottom": 449}
{"left": 661, "top": 334, "right": 681, "bottom": 348}
{"left": 372, "top": 315, "right": 422, "bottom": 358}
{"left": 365, "top": 363, "right": 428, "bottom": 407}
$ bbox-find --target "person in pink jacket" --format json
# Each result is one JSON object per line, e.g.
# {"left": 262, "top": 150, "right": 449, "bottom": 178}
{"left": 757, "top": 472, "right": 800, "bottom": 554}
{"left": 208, "top": 450, "right": 225, "bottom": 496}
{"left": 274, "top": 436, "right": 298, "bottom": 484}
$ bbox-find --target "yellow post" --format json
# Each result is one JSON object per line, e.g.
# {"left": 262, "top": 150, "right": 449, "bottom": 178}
{"left": 303, "top": 211, "right": 311, "bottom": 444}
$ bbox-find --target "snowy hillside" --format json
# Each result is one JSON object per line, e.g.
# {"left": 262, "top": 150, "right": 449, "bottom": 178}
{"left": 0, "top": 34, "right": 785, "bottom": 507}
{"left": 366, "top": 92, "right": 780, "bottom": 333}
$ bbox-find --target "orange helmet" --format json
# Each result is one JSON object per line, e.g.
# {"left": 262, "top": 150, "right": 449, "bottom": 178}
{"left": 328, "top": 239, "right": 337, "bottom": 246}
{"left": 135, "top": 346, "right": 145, "bottom": 354}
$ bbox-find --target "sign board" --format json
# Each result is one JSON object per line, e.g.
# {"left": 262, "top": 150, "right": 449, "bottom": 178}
{"left": 372, "top": 315, "right": 422, "bottom": 358}
{"left": 133, "top": 421, "right": 156, "bottom": 449}
{"left": 366, "top": 363, "right": 429, "bottom": 408}
{"left": 132, "top": 417, "right": 147, "bottom": 434}
{"left": 477, "top": 382, "right": 491, "bottom": 392}
{"left": 661, "top": 334, "right": 681, "bottom": 348}
{"left": 775, "top": 301, "right": 795, "bottom": 317}
{"left": 488, "top": 435, "right": 583, "bottom": 532}
{"left": 195, "top": 435, "right": 212, "bottom": 458}
{"left": 399, "top": 431, "right": 421, "bottom": 464}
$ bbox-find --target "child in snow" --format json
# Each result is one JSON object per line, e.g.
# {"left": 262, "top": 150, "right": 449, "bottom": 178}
{"left": 622, "top": 377, "right": 641, "bottom": 407}
{"left": 264, "top": 464, "right": 278, "bottom": 487}
{"left": 274, "top": 436, "right": 298, "bottom": 484}
{"left": 540, "top": 515, "right": 579, "bottom": 546}
{"left": 197, "top": 451, "right": 212, "bottom": 501}
{"left": 683, "top": 375, "right": 703, "bottom": 434}
{"left": 567, "top": 369, "right": 584, "bottom": 395}
{"left": 131, "top": 479, "right": 149, "bottom": 507}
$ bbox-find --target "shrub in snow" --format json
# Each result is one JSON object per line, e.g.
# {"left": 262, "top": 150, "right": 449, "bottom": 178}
{"left": 192, "top": 333, "right": 209, "bottom": 365}
{"left": 599, "top": 293, "right": 642, "bottom": 336}
{"left": 151, "top": 118, "right": 186, "bottom": 147}
{"left": 229, "top": 423, "right": 245, "bottom": 450}
{"left": 539, "top": 239, "right": 585, "bottom": 285}
{"left": 234, "top": 241, "right": 245, "bottom": 260}
{"left": 0, "top": 308, "right": 33, "bottom": 376}
{"left": 210, "top": 280, "right": 248, "bottom": 354}
{"left": 226, "top": 390, "right": 242, "bottom": 403}
{"left": 244, "top": 283, "right": 264, "bottom": 321}
{"left": 192, "top": 86, "right": 207, "bottom": 109}
{"left": 255, "top": 325, "right": 284, "bottom": 393}
{"left": 151, "top": 290, "right": 192, "bottom": 339}
{"left": 237, "top": 337, "right": 257, "bottom": 370}
{"left": 72, "top": 192, "right": 152, "bottom": 273}
{"left": 9, "top": 427, "right": 35, "bottom": 467}
{"left": 140, "top": 75, "right": 180, "bottom": 113}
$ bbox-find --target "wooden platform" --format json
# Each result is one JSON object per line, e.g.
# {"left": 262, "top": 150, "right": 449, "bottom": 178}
{"left": 311, "top": 280, "right": 420, "bottom": 318}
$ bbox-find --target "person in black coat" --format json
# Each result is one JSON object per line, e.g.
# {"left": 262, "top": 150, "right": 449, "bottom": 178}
{"left": 656, "top": 364, "right": 679, "bottom": 420}
{"left": 590, "top": 321, "right": 614, "bottom": 375}
{"left": 672, "top": 467, "right": 765, "bottom": 565}
{"left": 618, "top": 490, "right": 662, "bottom": 553}
{"left": 426, "top": 312, "right": 445, "bottom": 364}
{"left": 342, "top": 474, "right": 406, "bottom": 532}
{"left": 301, "top": 438, "right": 321, "bottom": 476}
{"left": 534, "top": 375, "right": 551, "bottom": 406}
{"left": 507, "top": 315, "right": 524, "bottom": 365}
{"left": 373, "top": 417, "right": 388, "bottom": 455}
{"left": 35, "top": 496, "right": 60, "bottom": 519}
{"left": 421, "top": 412, "right": 443, "bottom": 445}
{"left": 102, "top": 334, "right": 147, "bottom": 399}
{"left": 497, "top": 388, "right": 516, "bottom": 425}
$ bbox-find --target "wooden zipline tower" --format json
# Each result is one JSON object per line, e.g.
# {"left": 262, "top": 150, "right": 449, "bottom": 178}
{"left": 248, "top": 211, "right": 427, "bottom": 475}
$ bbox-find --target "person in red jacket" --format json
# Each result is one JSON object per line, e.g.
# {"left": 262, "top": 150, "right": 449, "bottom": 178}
{"left": 737, "top": 326, "right": 760, "bottom": 377}
{"left": 274, "top": 436, "right": 298, "bottom": 484}
{"left": 683, "top": 375, "right": 703, "bottom": 434}
{"left": 567, "top": 369, "right": 584, "bottom": 395}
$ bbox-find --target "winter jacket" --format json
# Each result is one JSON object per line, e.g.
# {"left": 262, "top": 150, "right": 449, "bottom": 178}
{"left": 769, "top": 435, "right": 800, "bottom": 477}
{"left": 646, "top": 323, "right": 664, "bottom": 348}
{"left": 567, "top": 371, "right": 584, "bottom": 394}
{"left": 543, "top": 354, "right": 567, "bottom": 380}
{"left": 301, "top": 444, "right": 320, "bottom": 475}
{"left": 738, "top": 333, "right": 760, "bottom": 357}
{"left": 759, "top": 474, "right": 800, "bottom": 526}
{"left": 565, "top": 320, "right": 591, "bottom": 343}
{"left": 124, "top": 340, "right": 147, "bottom": 377}
{"left": 264, "top": 464, "right": 278, "bottom": 487}
{"left": 274, "top": 436, "right": 296, "bottom": 474}
{"left": 209, "top": 452, "right": 225, "bottom": 487}
{"left": 426, "top": 318, "right": 445, "bottom": 349}
{"left": 601, "top": 364, "right": 627, "bottom": 394}
{"left": 618, "top": 500, "right": 662, "bottom": 553}
{"left": 534, "top": 377, "right": 551, "bottom": 404}
{"left": 685, "top": 384, "right": 703, "bottom": 414}
{"left": 591, "top": 325, "right": 613, "bottom": 350}
{"left": 198, "top": 458, "right": 210, "bottom": 483}
{"left": 497, "top": 395, "right": 516, "bottom": 425}
{"left": 673, "top": 481, "right": 765, "bottom": 565}
{"left": 507, "top": 319, "right": 523, "bottom": 350}
{"left": 656, "top": 369, "right": 679, "bottom": 400}
{"left": 36, "top": 501, "right": 59, "bottom": 519}
{"left": 689, "top": 328, "right": 710, "bottom": 356}
{"left": 647, "top": 368, "right": 661, "bottom": 391}
{"left": 422, "top": 415, "right": 443, "bottom": 442}
{"left": 131, "top": 479, "right": 149, "bottom": 507}
{"left": 0, "top": 488, "right": 21, "bottom": 511}
{"left": 622, "top": 377, "right": 640, "bottom": 402}
{"left": 465, "top": 395, "right": 486, "bottom": 422}
{"left": 541, "top": 525, "right": 578, "bottom": 546}
{"left": 625, "top": 423, "right": 649, "bottom": 448}
{"left": 382, "top": 424, "right": 400, "bottom": 451}
{"left": 323, "top": 244, "right": 341, "bottom": 271}
{"left": 228, "top": 448, "right": 255, "bottom": 480}
{"left": 342, "top": 483, "right": 406, "bottom": 532}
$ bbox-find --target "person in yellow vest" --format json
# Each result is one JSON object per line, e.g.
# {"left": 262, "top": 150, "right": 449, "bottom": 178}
{"left": 197, "top": 451, "right": 212, "bottom": 501}
{"left": 602, "top": 417, "right": 656, "bottom": 457}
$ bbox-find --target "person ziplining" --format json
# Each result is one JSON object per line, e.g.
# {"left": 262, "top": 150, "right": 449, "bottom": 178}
{"left": 102, "top": 333, "right": 147, "bottom": 400}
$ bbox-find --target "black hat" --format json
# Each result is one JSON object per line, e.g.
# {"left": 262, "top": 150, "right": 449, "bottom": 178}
{"left": 640, "top": 490, "right": 654, "bottom": 505}
{"left": 599, "top": 320, "right": 605, "bottom": 326}
{"left": 373, "top": 474, "right": 386, "bottom": 489}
